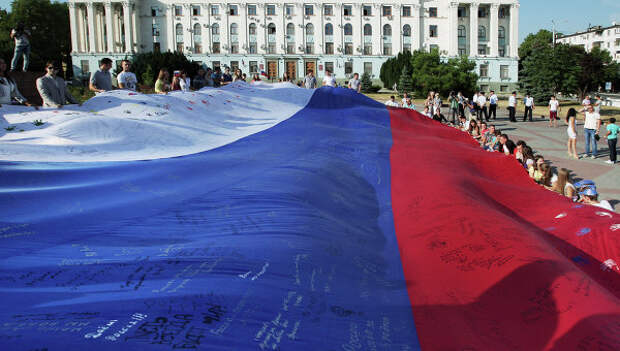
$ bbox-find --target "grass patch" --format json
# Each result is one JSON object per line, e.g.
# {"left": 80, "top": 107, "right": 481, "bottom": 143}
{"left": 33, "top": 119, "right": 45, "bottom": 126}
{"left": 4, "top": 126, "right": 15, "bottom": 131}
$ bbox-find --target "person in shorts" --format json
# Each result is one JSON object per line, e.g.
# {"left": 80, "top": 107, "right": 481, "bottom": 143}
{"left": 548, "top": 95, "right": 560, "bottom": 128}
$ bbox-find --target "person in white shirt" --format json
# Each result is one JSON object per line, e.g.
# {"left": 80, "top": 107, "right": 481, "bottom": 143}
{"left": 548, "top": 95, "right": 560, "bottom": 128}
{"left": 385, "top": 95, "right": 400, "bottom": 107}
{"left": 477, "top": 91, "right": 488, "bottom": 121}
{"left": 471, "top": 92, "right": 479, "bottom": 118}
{"left": 322, "top": 70, "right": 336, "bottom": 87}
{"left": 116, "top": 60, "right": 138, "bottom": 91}
{"left": 593, "top": 95, "right": 602, "bottom": 114}
{"left": 523, "top": 93, "right": 534, "bottom": 122}
{"left": 583, "top": 104, "right": 601, "bottom": 158}
{"left": 508, "top": 91, "right": 517, "bottom": 122}
{"left": 179, "top": 71, "right": 191, "bottom": 92}
{"left": 488, "top": 90, "right": 498, "bottom": 120}
{"left": 401, "top": 92, "right": 409, "bottom": 106}
{"left": 580, "top": 187, "right": 614, "bottom": 212}
{"left": 582, "top": 95, "right": 591, "bottom": 109}
{"left": 347, "top": 73, "right": 361, "bottom": 93}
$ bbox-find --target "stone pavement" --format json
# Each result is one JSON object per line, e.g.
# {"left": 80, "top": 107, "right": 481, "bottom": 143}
{"left": 471, "top": 113, "right": 619, "bottom": 209}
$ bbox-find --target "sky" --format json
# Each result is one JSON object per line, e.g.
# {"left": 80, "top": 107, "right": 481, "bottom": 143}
{"left": 0, "top": 0, "right": 619, "bottom": 44}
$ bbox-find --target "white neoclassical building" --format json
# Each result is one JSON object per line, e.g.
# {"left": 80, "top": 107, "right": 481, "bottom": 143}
{"left": 68, "top": 0, "right": 520, "bottom": 90}
{"left": 556, "top": 23, "right": 620, "bottom": 63}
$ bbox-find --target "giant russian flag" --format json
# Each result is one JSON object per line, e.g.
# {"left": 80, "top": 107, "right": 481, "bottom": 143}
{"left": 0, "top": 83, "right": 618, "bottom": 350}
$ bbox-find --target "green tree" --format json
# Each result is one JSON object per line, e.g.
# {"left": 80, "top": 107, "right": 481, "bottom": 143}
{"left": 380, "top": 50, "right": 413, "bottom": 89}
{"left": 360, "top": 72, "right": 373, "bottom": 93}
{"left": 0, "top": 0, "right": 70, "bottom": 74}
{"left": 397, "top": 65, "right": 413, "bottom": 96}
{"left": 519, "top": 29, "right": 553, "bottom": 64}
{"left": 129, "top": 51, "right": 201, "bottom": 87}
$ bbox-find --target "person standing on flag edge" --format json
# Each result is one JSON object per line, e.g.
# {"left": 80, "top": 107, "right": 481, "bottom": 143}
{"left": 303, "top": 70, "right": 316, "bottom": 89}
{"left": 348, "top": 73, "right": 361, "bottom": 93}
{"left": 322, "top": 70, "right": 336, "bottom": 87}
{"left": 117, "top": 60, "right": 138, "bottom": 91}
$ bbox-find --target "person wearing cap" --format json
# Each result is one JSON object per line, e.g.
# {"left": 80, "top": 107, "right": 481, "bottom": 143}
{"left": 36, "top": 61, "right": 79, "bottom": 108}
{"left": 580, "top": 187, "right": 613, "bottom": 212}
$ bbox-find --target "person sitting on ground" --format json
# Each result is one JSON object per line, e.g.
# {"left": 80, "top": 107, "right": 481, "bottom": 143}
{"left": 89, "top": 58, "right": 114, "bottom": 93}
{"left": 221, "top": 67, "right": 233, "bottom": 85}
{"left": 348, "top": 73, "right": 361, "bottom": 93}
{"left": 458, "top": 115, "right": 468, "bottom": 131}
{"left": 482, "top": 125, "right": 497, "bottom": 151}
{"left": 193, "top": 69, "right": 207, "bottom": 90}
{"left": 515, "top": 140, "right": 527, "bottom": 161}
{"left": 433, "top": 107, "right": 448, "bottom": 124}
{"left": 154, "top": 68, "right": 170, "bottom": 94}
{"left": 479, "top": 122, "right": 489, "bottom": 143}
{"left": 0, "top": 58, "right": 31, "bottom": 106}
{"left": 468, "top": 120, "right": 481, "bottom": 140}
{"left": 521, "top": 146, "right": 535, "bottom": 170}
{"left": 385, "top": 96, "right": 399, "bottom": 107}
{"left": 580, "top": 187, "right": 614, "bottom": 211}
{"left": 539, "top": 163, "right": 554, "bottom": 188}
{"left": 116, "top": 59, "right": 138, "bottom": 91}
{"left": 499, "top": 134, "right": 516, "bottom": 155}
{"left": 529, "top": 156, "right": 545, "bottom": 181}
{"left": 36, "top": 61, "right": 79, "bottom": 108}
{"left": 551, "top": 168, "right": 576, "bottom": 198}
{"left": 402, "top": 97, "right": 415, "bottom": 109}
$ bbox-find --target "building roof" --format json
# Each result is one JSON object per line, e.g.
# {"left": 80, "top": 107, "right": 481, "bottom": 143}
{"left": 556, "top": 23, "right": 620, "bottom": 40}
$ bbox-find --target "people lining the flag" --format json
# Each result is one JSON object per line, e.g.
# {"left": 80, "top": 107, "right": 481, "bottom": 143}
{"left": 89, "top": 58, "right": 114, "bottom": 93}
{"left": 36, "top": 61, "right": 79, "bottom": 108}
{"left": 154, "top": 68, "right": 170, "bottom": 94}
{"left": 0, "top": 58, "right": 32, "bottom": 107}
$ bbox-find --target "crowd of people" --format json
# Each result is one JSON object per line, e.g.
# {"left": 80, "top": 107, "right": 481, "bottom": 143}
{"left": 385, "top": 90, "right": 616, "bottom": 211}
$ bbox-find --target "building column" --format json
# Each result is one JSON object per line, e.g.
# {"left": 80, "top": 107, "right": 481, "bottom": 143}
{"left": 122, "top": 1, "right": 133, "bottom": 53}
{"left": 394, "top": 4, "right": 401, "bottom": 52}
{"left": 469, "top": 3, "right": 479, "bottom": 57}
{"left": 412, "top": 4, "right": 421, "bottom": 51}
{"left": 132, "top": 3, "right": 139, "bottom": 52}
{"left": 69, "top": 3, "right": 79, "bottom": 53}
{"left": 104, "top": 2, "right": 114, "bottom": 53}
{"left": 78, "top": 5, "right": 87, "bottom": 52}
{"left": 240, "top": 4, "right": 248, "bottom": 54}
{"left": 166, "top": 5, "right": 175, "bottom": 51}
{"left": 203, "top": 4, "right": 211, "bottom": 54}
{"left": 96, "top": 6, "right": 105, "bottom": 52}
{"left": 489, "top": 4, "right": 499, "bottom": 57}
{"left": 510, "top": 3, "right": 519, "bottom": 57}
{"left": 448, "top": 2, "right": 459, "bottom": 56}
{"left": 86, "top": 3, "right": 97, "bottom": 53}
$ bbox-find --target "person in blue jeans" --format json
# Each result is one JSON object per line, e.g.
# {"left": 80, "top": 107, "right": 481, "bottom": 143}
{"left": 582, "top": 104, "right": 601, "bottom": 159}
{"left": 605, "top": 118, "right": 619, "bottom": 164}
{"left": 10, "top": 23, "right": 31, "bottom": 72}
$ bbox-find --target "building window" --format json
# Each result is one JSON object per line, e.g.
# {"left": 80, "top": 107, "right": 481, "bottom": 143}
{"left": 345, "top": 61, "right": 353, "bottom": 75}
{"left": 364, "top": 62, "right": 372, "bottom": 75}
{"left": 499, "top": 7, "right": 508, "bottom": 18}
{"left": 231, "top": 44, "right": 240, "bottom": 53}
{"left": 212, "top": 42, "right": 220, "bottom": 53}
{"left": 152, "top": 23, "right": 160, "bottom": 36}
{"left": 383, "top": 43, "right": 392, "bottom": 55}
{"left": 175, "top": 23, "right": 183, "bottom": 52}
{"left": 478, "top": 25, "right": 487, "bottom": 41}
{"left": 325, "top": 61, "right": 334, "bottom": 73}
{"left": 151, "top": 6, "right": 160, "bottom": 17}
{"left": 267, "top": 5, "right": 276, "bottom": 16}
{"left": 382, "top": 6, "right": 392, "bottom": 16}
{"left": 230, "top": 23, "right": 238, "bottom": 35}
{"left": 402, "top": 6, "right": 411, "bottom": 17}
{"left": 345, "top": 43, "right": 353, "bottom": 55}
{"left": 249, "top": 61, "right": 258, "bottom": 73}
{"left": 153, "top": 42, "right": 160, "bottom": 52}
{"left": 325, "top": 23, "right": 333, "bottom": 35}
{"left": 498, "top": 26, "right": 506, "bottom": 57}
{"left": 211, "top": 5, "right": 219, "bottom": 16}
{"left": 324, "top": 5, "right": 333, "bottom": 16}
{"left": 212, "top": 61, "right": 220, "bottom": 70}
{"left": 343, "top": 5, "right": 352, "bottom": 16}
{"left": 249, "top": 23, "right": 257, "bottom": 35}
{"left": 192, "top": 5, "right": 200, "bottom": 16}
{"left": 231, "top": 61, "right": 239, "bottom": 71}
{"left": 305, "top": 5, "right": 313, "bottom": 16}
{"left": 500, "top": 85, "right": 508, "bottom": 92}
{"left": 429, "top": 7, "right": 437, "bottom": 17}
{"left": 174, "top": 5, "right": 182, "bottom": 16}
{"left": 345, "top": 23, "right": 353, "bottom": 36}
{"left": 500, "top": 65, "right": 509, "bottom": 79}
{"left": 286, "top": 23, "right": 295, "bottom": 37}
{"left": 364, "top": 44, "right": 372, "bottom": 55}
{"left": 249, "top": 43, "right": 257, "bottom": 53}
{"left": 478, "top": 7, "right": 487, "bottom": 18}
{"left": 286, "top": 5, "right": 294, "bottom": 15}
{"left": 80, "top": 60, "right": 89, "bottom": 74}
{"left": 403, "top": 24, "right": 411, "bottom": 37}
{"left": 430, "top": 25, "right": 438, "bottom": 37}
{"left": 287, "top": 44, "right": 295, "bottom": 54}
{"left": 268, "top": 23, "right": 276, "bottom": 35}
{"left": 383, "top": 24, "right": 391, "bottom": 36}
{"left": 193, "top": 24, "right": 202, "bottom": 53}
{"left": 248, "top": 5, "right": 257, "bottom": 16}
{"left": 229, "top": 5, "right": 238, "bottom": 16}
{"left": 364, "top": 24, "right": 372, "bottom": 36}
{"left": 429, "top": 44, "right": 439, "bottom": 52}
{"left": 480, "top": 84, "right": 489, "bottom": 91}
{"left": 268, "top": 43, "right": 276, "bottom": 54}
{"left": 211, "top": 23, "right": 219, "bottom": 35}
{"left": 478, "top": 44, "right": 487, "bottom": 55}
{"left": 306, "top": 44, "right": 313, "bottom": 54}
{"left": 306, "top": 23, "right": 314, "bottom": 35}
{"left": 458, "top": 25, "right": 467, "bottom": 55}
{"left": 363, "top": 5, "right": 372, "bottom": 16}
{"left": 325, "top": 42, "right": 334, "bottom": 54}
{"left": 403, "top": 44, "right": 411, "bottom": 52}
{"left": 479, "top": 64, "right": 489, "bottom": 77}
